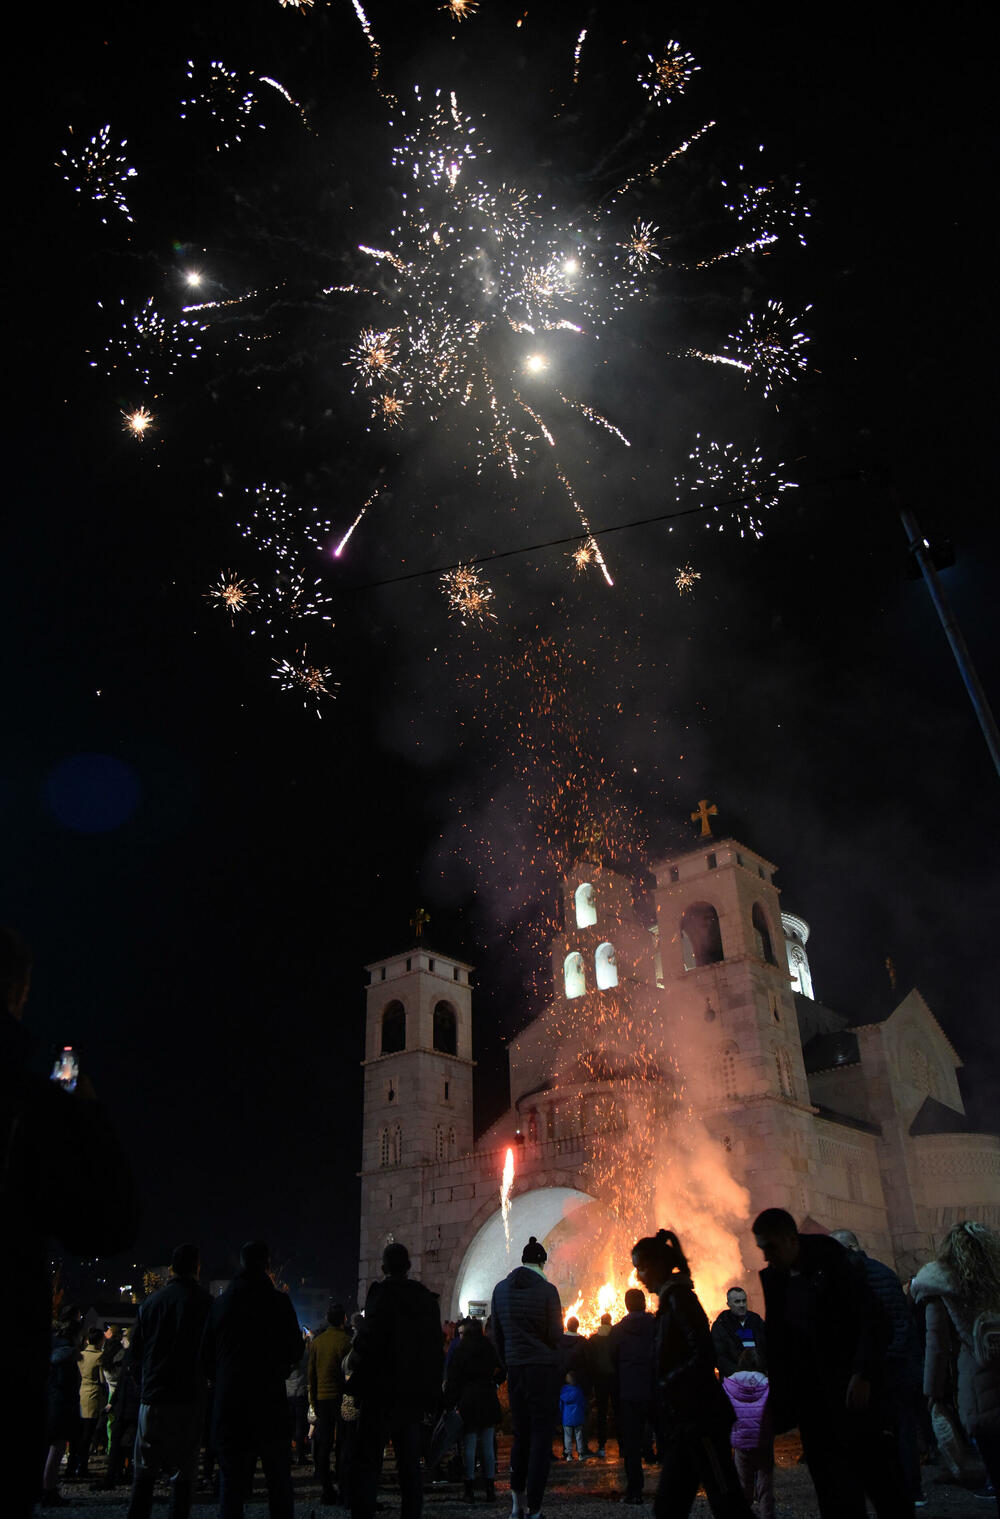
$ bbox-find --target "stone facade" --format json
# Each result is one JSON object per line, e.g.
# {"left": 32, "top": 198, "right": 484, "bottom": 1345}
{"left": 358, "top": 834, "right": 1000, "bottom": 1311}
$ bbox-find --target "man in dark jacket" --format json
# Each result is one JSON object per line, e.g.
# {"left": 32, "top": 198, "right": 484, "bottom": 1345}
{"left": 126, "top": 1242, "right": 211, "bottom": 1519}
{"left": 753, "top": 1208, "right": 911, "bottom": 1519}
{"left": 588, "top": 1313, "right": 615, "bottom": 1459}
{"left": 608, "top": 1288, "right": 657, "bottom": 1503}
{"left": 710, "top": 1287, "right": 767, "bottom": 1377}
{"left": 351, "top": 1241, "right": 442, "bottom": 1519}
{"left": 1, "top": 924, "right": 139, "bottom": 1519}
{"left": 490, "top": 1235, "right": 563, "bottom": 1519}
{"left": 202, "top": 1240, "right": 303, "bottom": 1519}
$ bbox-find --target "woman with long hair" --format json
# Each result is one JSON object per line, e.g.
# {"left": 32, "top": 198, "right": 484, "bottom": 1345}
{"left": 631, "top": 1229, "right": 755, "bottom": 1519}
{"left": 911, "top": 1220, "right": 1000, "bottom": 1514}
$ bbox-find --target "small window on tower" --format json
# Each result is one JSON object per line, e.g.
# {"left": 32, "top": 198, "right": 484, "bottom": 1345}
{"left": 669, "top": 866, "right": 679, "bottom": 883}
{"left": 595, "top": 941, "right": 618, "bottom": 990}
{"left": 707, "top": 853, "right": 717, "bottom": 870}
{"left": 453, "top": 966, "right": 459, "bottom": 981}
{"left": 434, "top": 1001, "right": 458, "bottom": 1055}
{"left": 381, "top": 1001, "right": 406, "bottom": 1054}
{"left": 406, "top": 957, "right": 412, "bottom": 971}
{"left": 444, "top": 1080, "right": 450, "bottom": 1101}
{"left": 575, "top": 882, "right": 597, "bottom": 928}
{"left": 429, "top": 959, "right": 435, "bottom": 973}
{"left": 380, "top": 967, "right": 386, "bottom": 981}
{"left": 564, "top": 951, "right": 587, "bottom": 999}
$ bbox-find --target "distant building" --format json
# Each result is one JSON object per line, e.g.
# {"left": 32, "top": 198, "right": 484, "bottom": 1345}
{"left": 358, "top": 830, "right": 1000, "bottom": 1312}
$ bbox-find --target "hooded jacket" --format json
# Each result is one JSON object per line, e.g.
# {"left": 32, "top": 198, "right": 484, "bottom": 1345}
{"left": 722, "top": 1370, "right": 771, "bottom": 1450}
{"left": 490, "top": 1265, "right": 563, "bottom": 1370}
{"left": 911, "top": 1258, "right": 1000, "bottom": 1441}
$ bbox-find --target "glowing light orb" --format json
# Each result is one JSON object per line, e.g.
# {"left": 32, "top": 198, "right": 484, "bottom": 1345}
{"left": 122, "top": 406, "right": 154, "bottom": 438}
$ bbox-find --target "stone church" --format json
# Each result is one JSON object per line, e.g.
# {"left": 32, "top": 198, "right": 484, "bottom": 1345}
{"left": 357, "top": 821, "right": 1000, "bottom": 1316}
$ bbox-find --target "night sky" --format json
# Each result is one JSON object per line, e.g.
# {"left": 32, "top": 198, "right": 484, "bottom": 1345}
{"left": 7, "top": 2, "right": 998, "bottom": 1307}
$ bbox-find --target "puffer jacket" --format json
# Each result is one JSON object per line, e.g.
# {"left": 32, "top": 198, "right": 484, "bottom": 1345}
{"left": 911, "top": 1259, "right": 1000, "bottom": 1442}
{"left": 490, "top": 1265, "right": 563, "bottom": 1369}
{"left": 722, "top": 1370, "right": 771, "bottom": 1450}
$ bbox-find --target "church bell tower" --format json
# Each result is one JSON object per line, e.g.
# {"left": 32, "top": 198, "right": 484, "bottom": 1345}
{"left": 357, "top": 940, "right": 475, "bottom": 1301}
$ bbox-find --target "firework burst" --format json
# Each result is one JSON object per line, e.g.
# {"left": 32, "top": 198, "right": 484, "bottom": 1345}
{"left": 639, "top": 42, "right": 699, "bottom": 105}
{"left": 58, "top": 125, "right": 137, "bottom": 224}
{"left": 272, "top": 652, "right": 338, "bottom": 713}
{"left": 675, "top": 565, "right": 701, "bottom": 594}
{"left": 122, "top": 406, "right": 154, "bottom": 439}
{"left": 97, "top": 298, "right": 206, "bottom": 387}
{"left": 441, "top": 0, "right": 478, "bottom": 20}
{"left": 206, "top": 570, "right": 258, "bottom": 617}
{"left": 679, "top": 436, "right": 797, "bottom": 539}
{"left": 442, "top": 562, "right": 498, "bottom": 626}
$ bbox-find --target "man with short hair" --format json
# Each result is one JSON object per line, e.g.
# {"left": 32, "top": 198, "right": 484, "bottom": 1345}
{"left": 309, "top": 1302, "right": 351, "bottom": 1503}
{"left": 752, "top": 1207, "right": 910, "bottom": 1519}
{"left": 711, "top": 1287, "right": 767, "bottom": 1378}
{"left": 126, "top": 1242, "right": 211, "bottom": 1519}
{"left": 202, "top": 1240, "right": 303, "bottom": 1519}
{"left": 351, "top": 1243, "right": 442, "bottom": 1519}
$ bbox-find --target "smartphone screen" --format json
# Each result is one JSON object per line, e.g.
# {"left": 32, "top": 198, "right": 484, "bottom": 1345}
{"left": 51, "top": 1047, "right": 79, "bottom": 1093}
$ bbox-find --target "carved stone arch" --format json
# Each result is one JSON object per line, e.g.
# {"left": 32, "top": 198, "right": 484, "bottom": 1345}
{"left": 680, "top": 901, "right": 724, "bottom": 969}
{"left": 381, "top": 1000, "right": 406, "bottom": 1054}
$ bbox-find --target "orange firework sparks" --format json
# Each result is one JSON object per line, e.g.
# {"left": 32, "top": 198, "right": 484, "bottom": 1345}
{"left": 500, "top": 1147, "right": 515, "bottom": 1251}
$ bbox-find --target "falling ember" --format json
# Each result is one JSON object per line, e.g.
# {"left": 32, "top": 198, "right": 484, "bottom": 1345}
{"left": 442, "top": 562, "right": 498, "bottom": 626}
{"left": 206, "top": 570, "right": 258, "bottom": 616}
{"left": 122, "top": 406, "right": 154, "bottom": 438}
{"left": 500, "top": 1147, "right": 515, "bottom": 1253}
{"left": 675, "top": 564, "right": 701, "bottom": 594}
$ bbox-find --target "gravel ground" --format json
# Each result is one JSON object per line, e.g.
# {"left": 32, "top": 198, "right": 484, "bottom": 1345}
{"left": 44, "top": 1433, "right": 996, "bottom": 1519}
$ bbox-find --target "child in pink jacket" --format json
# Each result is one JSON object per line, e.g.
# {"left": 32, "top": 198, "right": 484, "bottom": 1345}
{"left": 722, "top": 1349, "right": 774, "bottom": 1519}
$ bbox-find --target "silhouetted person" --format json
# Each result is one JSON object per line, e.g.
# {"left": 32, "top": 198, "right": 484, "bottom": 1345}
{"left": 310, "top": 1301, "right": 351, "bottom": 1502}
{"left": 1, "top": 924, "right": 138, "bottom": 1518}
{"left": 832, "top": 1228, "right": 924, "bottom": 1508}
{"left": 202, "top": 1240, "right": 303, "bottom": 1519}
{"left": 632, "top": 1228, "right": 755, "bottom": 1519}
{"left": 752, "top": 1207, "right": 910, "bottom": 1519}
{"left": 711, "top": 1287, "right": 767, "bottom": 1378}
{"left": 444, "top": 1314, "right": 503, "bottom": 1501}
{"left": 609, "top": 1287, "right": 657, "bottom": 1504}
{"left": 127, "top": 1242, "right": 211, "bottom": 1519}
{"left": 490, "top": 1235, "right": 563, "bottom": 1519}
{"left": 42, "top": 1306, "right": 83, "bottom": 1508}
{"left": 351, "top": 1241, "right": 442, "bottom": 1519}
{"left": 589, "top": 1312, "right": 615, "bottom": 1458}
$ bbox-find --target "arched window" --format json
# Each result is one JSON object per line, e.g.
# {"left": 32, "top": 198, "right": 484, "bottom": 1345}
{"left": 752, "top": 904, "right": 777, "bottom": 964}
{"left": 447, "top": 1126, "right": 456, "bottom": 1159}
{"left": 435, "top": 1125, "right": 445, "bottom": 1162}
{"left": 595, "top": 941, "right": 618, "bottom": 990}
{"left": 393, "top": 1126, "right": 402, "bottom": 1165}
{"left": 680, "top": 901, "right": 724, "bottom": 969}
{"left": 381, "top": 1000, "right": 406, "bottom": 1054}
{"left": 526, "top": 1108, "right": 538, "bottom": 1143}
{"left": 575, "top": 882, "right": 597, "bottom": 928}
{"left": 564, "top": 951, "right": 587, "bottom": 998}
{"left": 379, "top": 1127, "right": 390, "bottom": 1167}
{"left": 433, "top": 1001, "right": 457, "bottom": 1055}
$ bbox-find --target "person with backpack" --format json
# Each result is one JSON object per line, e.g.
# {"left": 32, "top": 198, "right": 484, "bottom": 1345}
{"left": 911, "top": 1221, "right": 1000, "bottom": 1515}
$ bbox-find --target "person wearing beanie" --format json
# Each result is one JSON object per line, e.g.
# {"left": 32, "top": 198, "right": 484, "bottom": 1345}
{"left": 490, "top": 1237, "right": 563, "bottom": 1519}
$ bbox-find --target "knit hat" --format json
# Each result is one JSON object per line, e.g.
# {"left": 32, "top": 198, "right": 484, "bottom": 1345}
{"left": 521, "top": 1235, "right": 547, "bottom": 1265}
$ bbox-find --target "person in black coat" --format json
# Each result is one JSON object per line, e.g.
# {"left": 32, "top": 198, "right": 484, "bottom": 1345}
{"left": 752, "top": 1208, "right": 910, "bottom": 1519}
{"left": 445, "top": 1317, "right": 504, "bottom": 1500}
{"left": 1, "top": 925, "right": 139, "bottom": 1519}
{"left": 609, "top": 1287, "right": 658, "bottom": 1503}
{"left": 490, "top": 1235, "right": 564, "bottom": 1519}
{"left": 632, "top": 1229, "right": 755, "bottom": 1519}
{"left": 201, "top": 1240, "right": 303, "bottom": 1519}
{"left": 350, "top": 1241, "right": 442, "bottom": 1519}
{"left": 126, "top": 1242, "right": 211, "bottom": 1519}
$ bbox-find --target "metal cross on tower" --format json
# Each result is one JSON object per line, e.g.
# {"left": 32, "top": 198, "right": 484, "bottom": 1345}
{"left": 690, "top": 799, "right": 718, "bottom": 837}
{"left": 410, "top": 906, "right": 431, "bottom": 940}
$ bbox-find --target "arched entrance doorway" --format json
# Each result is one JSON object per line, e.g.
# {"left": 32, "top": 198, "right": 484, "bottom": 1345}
{"left": 451, "top": 1186, "right": 596, "bottom": 1319}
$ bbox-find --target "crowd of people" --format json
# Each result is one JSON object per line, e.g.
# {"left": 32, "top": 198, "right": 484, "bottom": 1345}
{"left": 5, "top": 925, "right": 1000, "bottom": 1519}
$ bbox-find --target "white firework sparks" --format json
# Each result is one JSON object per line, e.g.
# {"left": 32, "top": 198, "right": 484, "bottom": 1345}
{"left": 59, "top": 124, "right": 137, "bottom": 224}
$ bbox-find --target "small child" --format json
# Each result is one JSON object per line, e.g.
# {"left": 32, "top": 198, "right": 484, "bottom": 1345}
{"left": 722, "top": 1348, "right": 773, "bottom": 1519}
{"left": 560, "top": 1372, "right": 586, "bottom": 1460}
